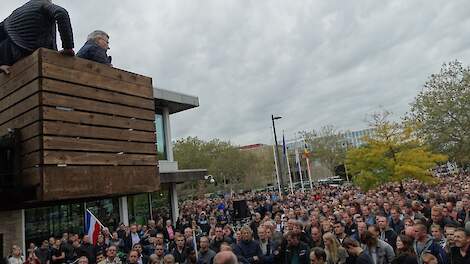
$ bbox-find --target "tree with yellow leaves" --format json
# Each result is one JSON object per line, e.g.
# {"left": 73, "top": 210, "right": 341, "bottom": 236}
{"left": 346, "top": 111, "right": 447, "bottom": 191}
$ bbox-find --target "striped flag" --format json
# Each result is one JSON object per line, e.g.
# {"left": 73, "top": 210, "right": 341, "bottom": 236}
{"left": 85, "top": 209, "right": 104, "bottom": 245}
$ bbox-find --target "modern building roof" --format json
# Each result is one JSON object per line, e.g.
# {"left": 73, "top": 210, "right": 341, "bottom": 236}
{"left": 153, "top": 87, "right": 199, "bottom": 114}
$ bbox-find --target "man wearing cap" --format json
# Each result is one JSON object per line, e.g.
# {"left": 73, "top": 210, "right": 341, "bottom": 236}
{"left": 0, "top": 0, "right": 74, "bottom": 74}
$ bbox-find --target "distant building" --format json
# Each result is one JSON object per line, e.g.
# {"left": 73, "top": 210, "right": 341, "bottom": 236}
{"left": 339, "top": 128, "right": 375, "bottom": 148}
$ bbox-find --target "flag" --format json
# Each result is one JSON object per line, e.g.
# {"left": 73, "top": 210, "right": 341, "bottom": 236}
{"left": 85, "top": 209, "right": 103, "bottom": 245}
{"left": 302, "top": 143, "right": 310, "bottom": 159}
{"left": 282, "top": 134, "right": 287, "bottom": 156}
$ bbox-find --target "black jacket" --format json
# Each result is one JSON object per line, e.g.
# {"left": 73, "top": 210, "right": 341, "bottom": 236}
{"left": 3, "top": 0, "right": 74, "bottom": 51}
{"left": 277, "top": 242, "right": 310, "bottom": 264}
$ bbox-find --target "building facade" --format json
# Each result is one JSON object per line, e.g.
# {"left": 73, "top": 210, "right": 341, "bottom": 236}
{"left": 0, "top": 86, "right": 206, "bottom": 257}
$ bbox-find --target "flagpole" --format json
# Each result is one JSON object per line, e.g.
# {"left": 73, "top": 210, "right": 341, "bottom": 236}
{"left": 282, "top": 132, "right": 294, "bottom": 195}
{"left": 272, "top": 127, "right": 282, "bottom": 199}
{"left": 193, "top": 230, "right": 198, "bottom": 261}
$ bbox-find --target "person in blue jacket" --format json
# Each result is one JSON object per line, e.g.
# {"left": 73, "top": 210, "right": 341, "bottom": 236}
{"left": 77, "top": 30, "right": 112, "bottom": 66}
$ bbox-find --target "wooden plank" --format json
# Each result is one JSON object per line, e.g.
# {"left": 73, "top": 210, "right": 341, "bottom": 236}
{"left": 0, "top": 49, "right": 38, "bottom": 87}
{"left": 41, "top": 79, "right": 154, "bottom": 110}
{"left": 0, "top": 94, "right": 40, "bottom": 126}
{"left": 41, "top": 165, "right": 159, "bottom": 201}
{"left": 21, "top": 136, "right": 42, "bottom": 155}
{"left": 43, "top": 151, "right": 157, "bottom": 165}
{"left": 43, "top": 107, "right": 155, "bottom": 132}
{"left": 22, "top": 151, "right": 42, "bottom": 168}
{"left": 40, "top": 49, "right": 152, "bottom": 87}
{"left": 0, "top": 80, "right": 40, "bottom": 113}
{"left": 43, "top": 136, "right": 157, "bottom": 154}
{"left": 41, "top": 63, "right": 153, "bottom": 99}
{"left": 0, "top": 108, "right": 41, "bottom": 139}
{"left": 43, "top": 121, "right": 156, "bottom": 142}
{"left": 41, "top": 92, "right": 155, "bottom": 120}
{"left": 0, "top": 63, "right": 40, "bottom": 101}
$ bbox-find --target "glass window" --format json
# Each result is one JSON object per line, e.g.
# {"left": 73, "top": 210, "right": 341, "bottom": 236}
{"left": 86, "top": 198, "right": 120, "bottom": 231}
{"left": 25, "top": 203, "right": 84, "bottom": 246}
{"left": 155, "top": 113, "right": 167, "bottom": 160}
{"left": 151, "top": 184, "right": 171, "bottom": 222}
{"left": 128, "top": 194, "right": 150, "bottom": 225}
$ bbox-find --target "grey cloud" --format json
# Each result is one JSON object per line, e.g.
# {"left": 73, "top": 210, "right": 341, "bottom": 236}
{"left": 2, "top": 0, "right": 470, "bottom": 145}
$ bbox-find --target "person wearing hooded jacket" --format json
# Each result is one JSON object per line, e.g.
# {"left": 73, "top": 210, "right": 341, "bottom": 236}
{"left": 232, "top": 226, "right": 262, "bottom": 264}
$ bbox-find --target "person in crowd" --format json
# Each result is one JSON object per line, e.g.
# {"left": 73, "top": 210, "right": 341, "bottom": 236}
{"left": 342, "top": 238, "right": 373, "bottom": 264}
{"left": 76, "top": 30, "right": 112, "bottom": 65}
{"left": 213, "top": 251, "right": 238, "bottom": 264}
{"left": 35, "top": 240, "right": 50, "bottom": 264}
{"left": 162, "top": 255, "right": 175, "bottom": 264}
{"left": 125, "top": 224, "right": 142, "bottom": 252}
{"left": 132, "top": 243, "right": 148, "bottom": 264}
{"left": 171, "top": 234, "right": 187, "bottom": 264}
{"left": 80, "top": 235, "right": 95, "bottom": 264}
{"left": 8, "top": 245, "right": 24, "bottom": 264}
{"left": 391, "top": 235, "right": 417, "bottom": 264}
{"left": 110, "top": 232, "right": 125, "bottom": 252}
{"left": 95, "top": 235, "right": 108, "bottom": 259}
{"left": 232, "top": 226, "right": 262, "bottom": 264}
{"left": 430, "top": 224, "right": 446, "bottom": 249}
{"left": 333, "top": 222, "right": 348, "bottom": 244}
{"left": 210, "top": 226, "right": 230, "bottom": 253}
{"left": 412, "top": 223, "right": 447, "bottom": 264}
{"left": 163, "top": 220, "right": 176, "bottom": 243}
{"left": 363, "top": 228, "right": 395, "bottom": 264}
{"left": 322, "top": 232, "right": 347, "bottom": 264}
{"left": 310, "top": 247, "right": 327, "bottom": 264}
{"left": 250, "top": 213, "right": 262, "bottom": 240}
{"left": 448, "top": 228, "right": 470, "bottom": 264}
{"left": 389, "top": 207, "right": 405, "bottom": 234}
{"left": 99, "top": 246, "right": 122, "bottom": 264}
{"left": 257, "top": 226, "right": 276, "bottom": 264}
{"left": 278, "top": 231, "right": 310, "bottom": 264}
{"left": 444, "top": 224, "right": 457, "bottom": 254}
{"left": 430, "top": 206, "right": 456, "bottom": 230}
{"left": 309, "top": 226, "right": 325, "bottom": 249}
{"left": 377, "top": 216, "right": 398, "bottom": 250}
{"left": 51, "top": 239, "right": 65, "bottom": 264}
{"left": 0, "top": 0, "right": 74, "bottom": 74}
{"left": 421, "top": 253, "right": 438, "bottom": 264}
{"left": 78, "top": 256, "right": 89, "bottom": 264}
{"left": 198, "top": 236, "right": 216, "bottom": 264}
{"left": 127, "top": 250, "right": 139, "bottom": 264}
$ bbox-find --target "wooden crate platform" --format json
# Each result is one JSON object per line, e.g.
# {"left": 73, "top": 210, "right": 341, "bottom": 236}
{"left": 0, "top": 49, "right": 159, "bottom": 202}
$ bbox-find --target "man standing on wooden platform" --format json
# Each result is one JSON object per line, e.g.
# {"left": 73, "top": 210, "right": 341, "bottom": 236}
{"left": 0, "top": 0, "right": 75, "bottom": 74}
{"left": 77, "top": 30, "right": 112, "bottom": 66}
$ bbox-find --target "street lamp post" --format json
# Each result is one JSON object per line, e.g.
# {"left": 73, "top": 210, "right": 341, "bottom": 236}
{"left": 271, "top": 115, "right": 284, "bottom": 190}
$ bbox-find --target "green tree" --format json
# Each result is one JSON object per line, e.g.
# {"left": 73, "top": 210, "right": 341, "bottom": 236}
{"left": 346, "top": 112, "right": 447, "bottom": 191}
{"left": 173, "top": 137, "right": 272, "bottom": 195}
{"left": 409, "top": 61, "right": 470, "bottom": 165}
{"left": 302, "top": 125, "right": 346, "bottom": 176}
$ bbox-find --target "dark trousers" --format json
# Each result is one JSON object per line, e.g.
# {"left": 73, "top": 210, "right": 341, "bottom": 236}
{"left": 0, "top": 22, "right": 30, "bottom": 66}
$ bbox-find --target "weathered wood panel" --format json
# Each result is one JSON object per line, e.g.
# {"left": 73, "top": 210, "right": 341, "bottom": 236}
{"left": 0, "top": 80, "right": 40, "bottom": 113}
{"left": 41, "top": 79, "right": 154, "bottom": 110}
{"left": 41, "top": 166, "right": 159, "bottom": 201}
{"left": 43, "top": 136, "right": 156, "bottom": 154}
{"left": 0, "top": 63, "right": 39, "bottom": 101}
{"left": 0, "top": 50, "right": 39, "bottom": 88}
{"left": 43, "top": 151, "right": 157, "bottom": 166}
{"left": 41, "top": 92, "right": 155, "bottom": 120}
{"left": 0, "top": 93, "right": 40, "bottom": 126}
{"left": 43, "top": 107, "right": 155, "bottom": 132}
{"left": 42, "top": 121, "right": 156, "bottom": 142}
{"left": 0, "top": 109, "right": 41, "bottom": 139}
{"left": 41, "top": 63, "right": 153, "bottom": 98}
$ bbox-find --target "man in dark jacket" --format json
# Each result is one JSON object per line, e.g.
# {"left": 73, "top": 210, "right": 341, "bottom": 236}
{"left": 0, "top": 0, "right": 74, "bottom": 74}
{"left": 232, "top": 226, "right": 262, "bottom": 264}
{"left": 449, "top": 228, "right": 470, "bottom": 264}
{"left": 278, "top": 231, "right": 310, "bottom": 264}
{"left": 77, "top": 30, "right": 112, "bottom": 66}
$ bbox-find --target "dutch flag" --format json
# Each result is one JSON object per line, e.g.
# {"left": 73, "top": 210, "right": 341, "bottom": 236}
{"left": 85, "top": 209, "right": 104, "bottom": 245}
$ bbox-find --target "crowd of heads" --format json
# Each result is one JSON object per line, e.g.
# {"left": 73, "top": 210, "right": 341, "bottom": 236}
{"left": 5, "top": 171, "right": 470, "bottom": 264}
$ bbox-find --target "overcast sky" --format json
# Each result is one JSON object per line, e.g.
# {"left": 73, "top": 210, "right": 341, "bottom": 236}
{"left": 3, "top": 1, "right": 470, "bottom": 145}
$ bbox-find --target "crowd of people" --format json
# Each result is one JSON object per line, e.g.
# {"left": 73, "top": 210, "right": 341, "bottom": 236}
{"left": 4, "top": 171, "right": 470, "bottom": 264}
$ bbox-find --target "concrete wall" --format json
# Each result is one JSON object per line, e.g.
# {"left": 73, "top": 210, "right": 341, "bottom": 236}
{"left": 0, "top": 210, "right": 23, "bottom": 258}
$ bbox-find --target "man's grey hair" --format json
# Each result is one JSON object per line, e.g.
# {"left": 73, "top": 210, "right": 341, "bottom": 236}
{"left": 87, "top": 30, "right": 109, "bottom": 41}
{"left": 213, "top": 251, "right": 238, "bottom": 264}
